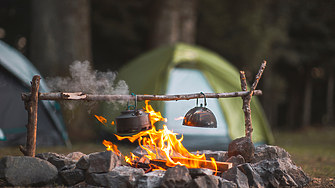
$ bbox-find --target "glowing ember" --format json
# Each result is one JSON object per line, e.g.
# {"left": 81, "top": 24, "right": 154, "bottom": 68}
{"left": 95, "top": 115, "right": 107, "bottom": 126}
{"left": 96, "top": 100, "right": 219, "bottom": 173}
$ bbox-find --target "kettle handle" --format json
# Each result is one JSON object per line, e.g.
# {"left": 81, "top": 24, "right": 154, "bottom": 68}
{"left": 127, "top": 93, "right": 137, "bottom": 110}
{"left": 196, "top": 92, "right": 207, "bottom": 107}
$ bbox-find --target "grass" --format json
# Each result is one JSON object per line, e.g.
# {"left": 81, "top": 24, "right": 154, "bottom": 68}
{"left": 273, "top": 126, "right": 335, "bottom": 179}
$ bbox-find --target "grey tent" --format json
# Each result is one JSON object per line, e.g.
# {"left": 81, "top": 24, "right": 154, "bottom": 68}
{"left": 0, "top": 40, "right": 70, "bottom": 147}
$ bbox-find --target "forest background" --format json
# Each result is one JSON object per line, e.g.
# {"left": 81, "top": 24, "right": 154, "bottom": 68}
{"left": 1, "top": 0, "right": 335, "bottom": 143}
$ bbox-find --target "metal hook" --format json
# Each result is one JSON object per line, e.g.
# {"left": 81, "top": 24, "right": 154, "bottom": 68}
{"left": 200, "top": 92, "right": 207, "bottom": 107}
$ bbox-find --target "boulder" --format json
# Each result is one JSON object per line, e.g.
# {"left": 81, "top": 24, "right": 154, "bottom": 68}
{"left": 237, "top": 163, "right": 264, "bottom": 188}
{"left": 160, "top": 165, "right": 192, "bottom": 188}
{"left": 252, "top": 157, "right": 311, "bottom": 187}
{"left": 0, "top": 156, "right": 58, "bottom": 186}
{"left": 59, "top": 166, "right": 85, "bottom": 186}
{"left": 228, "top": 137, "right": 255, "bottom": 163}
{"left": 76, "top": 155, "right": 90, "bottom": 170}
{"left": 87, "top": 151, "right": 121, "bottom": 173}
{"left": 226, "top": 154, "right": 245, "bottom": 167}
{"left": 211, "top": 176, "right": 237, "bottom": 188}
{"left": 36, "top": 152, "right": 77, "bottom": 170}
{"left": 252, "top": 144, "right": 291, "bottom": 163}
{"left": 188, "top": 168, "right": 213, "bottom": 178}
{"left": 66, "top": 151, "right": 86, "bottom": 161}
{"left": 138, "top": 170, "right": 165, "bottom": 188}
{"left": 222, "top": 166, "right": 249, "bottom": 188}
{"left": 186, "top": 175, "right": 219, "bottom": 188}
{"left": 86, "top": 165, "right": 144, "bottom": 188}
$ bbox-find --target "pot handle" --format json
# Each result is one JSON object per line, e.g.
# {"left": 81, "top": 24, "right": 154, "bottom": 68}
{"left": 196, "top": 92, "right": 207, "bottom": 107}
{"left": 127, "top": 93, "right": 137, "bottom": 110}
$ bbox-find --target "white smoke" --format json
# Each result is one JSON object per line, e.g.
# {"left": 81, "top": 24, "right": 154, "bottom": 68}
{"left": 46, "top": 61, "right": 129, "bottom": 111}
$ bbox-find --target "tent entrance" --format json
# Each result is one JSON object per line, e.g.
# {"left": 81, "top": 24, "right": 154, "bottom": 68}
{"left": 164, "top": 68, "right": 231, "bottom": 151}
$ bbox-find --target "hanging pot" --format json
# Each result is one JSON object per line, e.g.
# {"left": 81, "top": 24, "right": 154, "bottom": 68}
{"left": 183, "top": 92, "right": 217, "bottom": 128}
{"left": 115, "top": 95, "right": 152, "bottom": 134}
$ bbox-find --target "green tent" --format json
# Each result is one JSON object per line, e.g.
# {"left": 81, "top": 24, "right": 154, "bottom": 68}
{"left": 101, "top": 43, "right": 274, "bottom": 150}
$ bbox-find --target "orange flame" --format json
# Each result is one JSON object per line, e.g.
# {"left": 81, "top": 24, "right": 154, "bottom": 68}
{"left": 95, "top": 115, "right": 107, "bottom": 126}
{"left": 98, "top": 100, "right": 218, "bottom": 172}
{"left": 174, "top": 116, "right": 185, "bottom": 121}
{"left": 102, "top": 140, "right": 120, "bottom": 156}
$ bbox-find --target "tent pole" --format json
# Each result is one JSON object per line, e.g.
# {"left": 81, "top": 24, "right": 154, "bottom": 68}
{"left": 19, "top": 75, "right": 40, "bottom": 157}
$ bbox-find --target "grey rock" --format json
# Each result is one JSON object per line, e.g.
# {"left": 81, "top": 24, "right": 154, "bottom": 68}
{"left": 222, "top": 166, "right": 249, "bottom": 188}
{"left": 76, "top": 155, "right": 90, "bottom": 170}
{"left": 66, "top": 151, "right": 86, "bottom": 161}
{"left": 87, "top": 151, "right": 121, "bottom": 173}
{"left": 191, "top": 150, "right": 229, "bottom": 162}
{"left": 161, "top": 165, "right": 192, "bottom": 188}
{"left": 138, "top": 170, "right": 165, "bottom": 188}
{"left": 252, "top": 157, "right": 311, "bottom": 187}
{"left": 252, "top": 144, "right": 291, "bottom": 163}
{"left": 188, "top": 168, "right": 213, "bottom": 178}
{"left": 59, "top": 166, "right": 85, "bottom": 186}
{"left": 36, "top": 152, "right": 77, "bottom": 171}
{"left": 186, "top": 175, "right": 219, "bottom": 188}
{"left": 86, "top": 165, "right": 144, "bottom": 188}
{"left": 36, "top": 152, "right": 66, "bottom": 160}
{"left": 237, "top": 163, "right": 264, "bottom": 188}
{"left": 228, "top": 137, "right": 255, "bottom": 163}
{"left": 211, "top": 176, "right": 237, "bottom": 188}
{"left": 0, "top": 156, "right": 58, "bottom": 186}
{"left": 226, "top": 154, "right": 245, "bottom": 167}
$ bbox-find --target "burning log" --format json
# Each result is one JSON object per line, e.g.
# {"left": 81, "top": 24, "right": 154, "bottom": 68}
{"left": 19, "top": 75, "right": 41, "bottom": 157}
{"left": 171, "top": 157, "right": 232, "bottom": 172}
{"left": 21, "top": 90, "right": 263, "bottom": 101}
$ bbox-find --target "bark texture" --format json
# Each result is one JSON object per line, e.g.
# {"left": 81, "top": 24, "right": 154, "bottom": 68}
{"left": 19, "top": 75, "right": 40, "bottom": 157}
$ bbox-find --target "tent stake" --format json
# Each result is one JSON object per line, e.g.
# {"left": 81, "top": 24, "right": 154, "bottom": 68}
{"left": 19, "top": 75, "right": 40, "bottom": 157}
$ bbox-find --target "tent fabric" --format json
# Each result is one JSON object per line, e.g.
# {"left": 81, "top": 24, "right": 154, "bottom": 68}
{"left": 101, "top": 43, "right": 274, "bottom": 148}
{"left": 0, "top": 40, "right": 69, "bottom": 147}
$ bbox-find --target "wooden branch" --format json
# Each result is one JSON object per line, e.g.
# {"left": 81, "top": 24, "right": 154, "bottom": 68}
{"left": 240, "top": 61, "right": 267, "bottom": 139}
{"left": 240, "top": 71, "right": 252, "bottom": 138}
{"left": 20, "top": 75, "right": 41, "bottom": 157}
{"left": 21, "top": 90, "right": 263, "bottom": 102}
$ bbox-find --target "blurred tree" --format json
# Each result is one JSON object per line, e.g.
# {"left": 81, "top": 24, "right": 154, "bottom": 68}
{"left": 148, "top": 0, "right": 198, "bottom": 48}
{"left": 197, "top": 0, "right": 290, "bottom": 127}
{"left": 30, "top": 0, "right": 92, "bottom": 77}
{"left": 30, "top": 0, "right": 95, "bottom": 142}
{"left": 90, "top": 0, "right": 150, "bottom": 71}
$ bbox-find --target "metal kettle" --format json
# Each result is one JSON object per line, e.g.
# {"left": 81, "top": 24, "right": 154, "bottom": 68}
{"left": 115, "top": 95, "right": 152, "bottom": 134}
{"left": 183, "top": 92, "right": 217, "bottom": 128}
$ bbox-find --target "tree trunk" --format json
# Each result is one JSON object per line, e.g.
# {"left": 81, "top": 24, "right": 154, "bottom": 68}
{"left": 149, "top": 0, "right": 198, "bottom": 48}
{"left": 30, "top": 0, "right": 92, "bottom": 77}
{"left": 302, "top": 71, "right": 313, "bottom": 127}
{"left": 327, "top": 68, "right": 334, "bottom": 125}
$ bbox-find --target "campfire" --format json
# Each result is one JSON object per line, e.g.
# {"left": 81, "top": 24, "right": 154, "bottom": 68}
{"left": 97, "top": 100, "right": 232, "bottom": 175}
{"left": 0, "top": 61, "right": 311, "bottom": 187}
